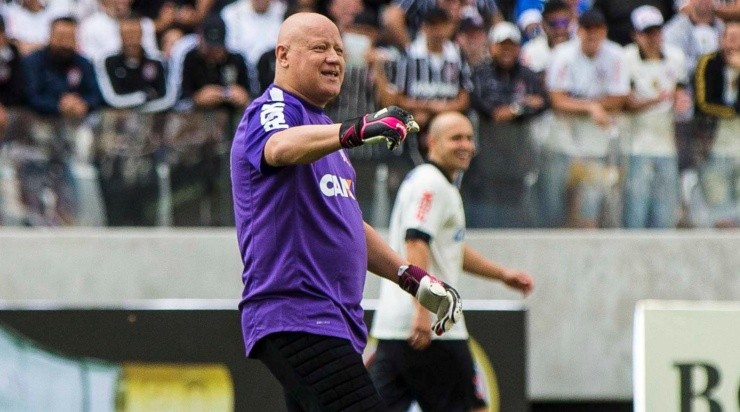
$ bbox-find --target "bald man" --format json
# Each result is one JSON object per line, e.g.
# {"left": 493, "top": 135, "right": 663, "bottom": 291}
{"left": 369, "top": 112, "right": 534, "bottom": 412}
{"left": 230, "top": 13, "right": 463, "bottom": 411}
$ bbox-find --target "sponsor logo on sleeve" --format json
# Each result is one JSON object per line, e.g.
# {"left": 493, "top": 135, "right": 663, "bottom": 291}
{"left": 415, "top": 191, "right": 433, "bottom": 222}
{"left": 260, "top": 102, "right": 288, "bottom": 132}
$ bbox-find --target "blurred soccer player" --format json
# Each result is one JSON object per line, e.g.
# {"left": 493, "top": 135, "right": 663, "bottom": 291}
{"left": 369, "top": 112, "right": 534, "bottom": 412}
{"left": 230, "top": 13, "right": 463, "bottom": 412}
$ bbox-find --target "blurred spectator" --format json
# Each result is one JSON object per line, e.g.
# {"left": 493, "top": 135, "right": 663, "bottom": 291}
{"left": 687, "top": 21, "right": 739, "bottom": 228}
{"left": 0, "top": 14, "right": 24, "bottom": 131}
{"left": 3, "top": 0, "right": 71, "bottom": 55}
{"left": 131, "top": 0, "right": 217, "bottom": 34}
{"left": 94, "top": 16, "right": 171, "bottom": 112}
{"left": 592, "top": 0, "right": 675, "bottom": 46}
{"left": 622, "top": 5, "right": 689, "bottom": 228}
{"left": 715, "top": 2, "right": 740, "bottom": 21}
{"left": 521, "top": 0, "right": 573, "bottom": 75}
{"left": 20, "top": 17, "right": 102, "bottom": 226}
{"left": 463, "top": 21, "right": 547, "bottom": 228}
{"left": 542, "top": 9, "right": 629, "bottom": 227}
{"left": 220, "top": 0, "right": 286, "bottom": 65}
{"left": 180, "top": 15, "right": 251, "bottom": 111}
{"left": 159, "top": 26, "right": 185, "bottom": 60}
{"left": 23, "top": 17, "right": 101, "bottom": 118}
{"left": 78, "top": 0, "right": 160, "bottom": 61}
{"left": 664, "top": 0, "right": 724, "bottom": 75}
{"left": 327, "top": 0, "right": 363, "bottom": 33}
{"left": 379, "top": 8, "right": 471, "bottom": 134}
{"left": 381, "top": 0, "right": 497, "bottom": 51}
{"left": 455, "top": 14, "right": 489, "bottom": 67}
{"left": 664, "top": 0, "right": 725, "bottom": 175}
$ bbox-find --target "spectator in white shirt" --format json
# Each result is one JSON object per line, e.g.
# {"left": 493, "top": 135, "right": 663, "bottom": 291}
{"left": 540, "top": 8, "right": 629, "bottom": 227}
{"left": 78, "top": 0, "right": 160, "bottom": 61}
{"left": 220, "top": 0, "right": 287, "bottom": 65}
{"left": 3, "top": 0, "right": 71, "bottom": 55}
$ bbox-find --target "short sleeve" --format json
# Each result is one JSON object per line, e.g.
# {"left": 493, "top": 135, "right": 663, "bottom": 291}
{"left": 399, "top": 180, "right": 448, "bottom": 240}
{"left": 243, "top": 90, "right": 304, "bottom": 173}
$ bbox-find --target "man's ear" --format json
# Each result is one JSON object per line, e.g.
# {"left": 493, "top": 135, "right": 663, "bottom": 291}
{"left": 276, "top": 44, "right": 289, "bottom": 68}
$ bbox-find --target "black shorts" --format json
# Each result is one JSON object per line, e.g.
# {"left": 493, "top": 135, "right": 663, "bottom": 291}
{"left": 367, "top": 339, "right": 486, "bottom": 412}
{"left": 252, "top": 332, "right": 386, "bottom": 412}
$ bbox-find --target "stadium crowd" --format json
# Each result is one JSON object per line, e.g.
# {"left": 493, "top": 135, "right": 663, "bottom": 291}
{"left": 0, "top": 0, "right": 737, "bottom": 228}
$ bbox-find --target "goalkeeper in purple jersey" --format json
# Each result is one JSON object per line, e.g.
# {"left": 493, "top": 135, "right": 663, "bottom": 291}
{"left": 230, "top": 12, "right": 463, "bottom": 412}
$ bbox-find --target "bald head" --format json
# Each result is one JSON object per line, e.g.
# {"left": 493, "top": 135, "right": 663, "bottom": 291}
{"left": 278, "top": 13, "right": 338, "bottom": 48}
{"left": 428, "top": 112, "right": 472, "bottom": 141}
{"left": 274, "top": 13, "right": 345, "bottom": 107}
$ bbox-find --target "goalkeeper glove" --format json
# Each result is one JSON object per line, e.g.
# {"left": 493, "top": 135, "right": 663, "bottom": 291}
{"left": 338, "top": 106, "right": 420, "bottom": 150}
{"left": 397, "top": 264, "right": 462, "bottom": 336}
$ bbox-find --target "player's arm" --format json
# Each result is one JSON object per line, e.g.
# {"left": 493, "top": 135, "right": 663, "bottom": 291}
{"left": 462, "top": 245, "right": 534, "bottom": 296}
{"left": 264, "top": 106, "right": 418, "bottom": 166}
{"left": 365, "top": 222, "right": 463, "bottom": 336}
{"left": 406, "top": 237, "right": 434, "bottom": 349}
{"left": 365, "top": 222, "right": 406, "bottom": 282}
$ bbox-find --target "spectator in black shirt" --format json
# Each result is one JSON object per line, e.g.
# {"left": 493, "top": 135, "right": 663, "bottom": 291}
{"left": 179, "top": 14, "right": 250, "bottom": 110}
{"left": 95, "top": 16, "right": 171, "bottom": 112}
{"left": 463, "top": 21, "right": 548, "bottom": 228}
{"left": 0, "top": 14, "right": 24, "bottom": 132}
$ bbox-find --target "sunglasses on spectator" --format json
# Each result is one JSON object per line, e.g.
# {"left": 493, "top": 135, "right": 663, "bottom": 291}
{"left": 546, "top": 17, "right": 570, "bottom": 28}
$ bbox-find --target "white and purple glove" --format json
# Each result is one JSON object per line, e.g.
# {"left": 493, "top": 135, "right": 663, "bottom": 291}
{"left": 398, "top": 264, "right": 463, "bottom": 336}
{"left": 339, "top": 106, "right": 420, "bottom": 150}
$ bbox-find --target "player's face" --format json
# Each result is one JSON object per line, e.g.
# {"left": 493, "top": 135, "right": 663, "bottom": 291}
{"left": 286, "top": 21, "right": 345, "bottom": 107}
{"left": 430, "top": 120, "right": 475, "bottom": 174}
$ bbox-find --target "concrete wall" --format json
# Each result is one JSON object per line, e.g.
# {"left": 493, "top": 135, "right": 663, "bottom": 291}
{"left": 1, "top": 228, "right": 738, "bottom": 400}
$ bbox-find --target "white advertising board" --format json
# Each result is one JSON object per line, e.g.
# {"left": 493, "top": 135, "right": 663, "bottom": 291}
{"left": 634, "top": 300, "right": 740, "bottom": 412}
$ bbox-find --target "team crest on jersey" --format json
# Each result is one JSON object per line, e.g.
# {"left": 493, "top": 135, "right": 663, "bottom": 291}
{"left": 142, "top": 62, "right": 158, "bottom": 81}
{"left": 67, "top": 67, "right": 82, "bottom": 88}
{"left": 320, "top": 174, "right": 355, "bottom": 199}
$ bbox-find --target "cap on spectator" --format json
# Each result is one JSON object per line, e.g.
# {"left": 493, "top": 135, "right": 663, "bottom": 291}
{"left": 201, "top": 15, "right": 226, "bottom": 46}
{"left": 631, "top": 5, "right": 664, "bottom": 32}
{"left": 459, "top": 14, "right": 486, "bottom": 33}
{"left": 422, "top": 8, "right": 451, "bottom": 25}
{"left": 578, "top": 9, "right": 606, "bottom": 28}
{"left": 489, "top": 22, "right": 522, "bottom": 44}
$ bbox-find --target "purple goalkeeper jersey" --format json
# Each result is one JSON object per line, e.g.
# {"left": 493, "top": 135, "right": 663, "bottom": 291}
{"left": 231, "top": 85, "right": 368, "bottom": 356}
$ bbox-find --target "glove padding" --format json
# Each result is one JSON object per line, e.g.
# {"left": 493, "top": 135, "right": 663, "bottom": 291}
{"left": 398, "top": 264, "right": 463, "bottom": 336}
{"left": 339, "top": 106, "right": 420, "bottom": 150}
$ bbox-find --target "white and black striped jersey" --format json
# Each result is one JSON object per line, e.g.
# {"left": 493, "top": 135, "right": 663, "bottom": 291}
{"left": 390, "top": 36, "right": 473, "bottom": 100}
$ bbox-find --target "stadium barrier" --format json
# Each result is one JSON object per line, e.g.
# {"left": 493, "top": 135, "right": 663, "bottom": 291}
{"left": 0, "top": 300, "right": 527, "bottom": 412}
{"left": 0, "top": 228, "right": 737, "bottom": 405}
